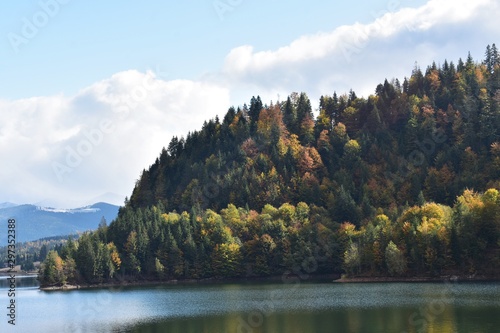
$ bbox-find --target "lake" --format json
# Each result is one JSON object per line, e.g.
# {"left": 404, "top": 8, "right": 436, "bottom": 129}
{"left": 0, "top": 275, "right": 499, "bottom": 332}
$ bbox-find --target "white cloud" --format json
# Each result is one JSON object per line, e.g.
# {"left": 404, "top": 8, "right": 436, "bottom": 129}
{"left": 224, "top": 0, "right": 492, "bottom": 74}
{"left": 0, "top": 71, "right": 230, "bottom": 208}
{"left": 221, "top": 0, "right": 498, "bottom": 104}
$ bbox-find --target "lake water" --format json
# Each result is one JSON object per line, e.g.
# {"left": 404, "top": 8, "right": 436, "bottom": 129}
{"left": 0, "top": 275, "right": 499, "bottom": 332}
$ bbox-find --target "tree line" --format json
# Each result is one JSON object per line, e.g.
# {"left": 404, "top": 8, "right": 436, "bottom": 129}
{"left": 0, "top": 236, "right": 75, "bottom": 272}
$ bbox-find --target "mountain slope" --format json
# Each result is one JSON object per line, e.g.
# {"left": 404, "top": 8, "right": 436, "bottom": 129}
{"left": 0, "top": 202, "right": 119, "bottom": 243}
{"left": 0, "top": 202, "right": 18, "bottom": 209}
{"left": 130, "top": 50, "right": 500, "bottom": 225}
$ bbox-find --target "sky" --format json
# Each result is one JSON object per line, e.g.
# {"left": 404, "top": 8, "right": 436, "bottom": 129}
{"left": 0, "top": 0, "right": 499, "bottom": 208}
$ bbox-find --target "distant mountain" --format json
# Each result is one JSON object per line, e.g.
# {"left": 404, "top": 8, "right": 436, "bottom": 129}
{"left": 34, "top": 192, "right": 125, "bottom": 210}
{"left": 0, "top": 202, "right": 119, "bottom": 243}
{"left": 86, "top": 192, "right": 125, "bottom": 207}
{"left": 0, "top": 202, "right": 18, "bottom": 209}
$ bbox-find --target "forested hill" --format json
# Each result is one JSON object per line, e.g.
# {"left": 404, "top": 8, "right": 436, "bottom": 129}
{"left": 39, "top": 46, "right": 500, "bottom": 286}
{"left": 130, "top": 46, "right": 500, "bottom": 217}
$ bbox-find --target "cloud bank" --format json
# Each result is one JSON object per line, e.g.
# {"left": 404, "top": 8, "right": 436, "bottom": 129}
{"left": 0, "top": 71, "right": 230, "bottom": 207}
{"left": 221, "top": 0, "right": 498, "bottom": 103}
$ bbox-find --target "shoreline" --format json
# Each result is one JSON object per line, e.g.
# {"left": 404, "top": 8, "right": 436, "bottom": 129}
{"left": 0, "top": 271, "right": 38, "bottom": 276}
{"left": 39, "top": 274, "right": 338, "bottom": 291}
{"left": 38, "top": 273, "right": 500, "bottom": 291}
{"left": 333, "top": 274, "right": 500, "bottom": 283}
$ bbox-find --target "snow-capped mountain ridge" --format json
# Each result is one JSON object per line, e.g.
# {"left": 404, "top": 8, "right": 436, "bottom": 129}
{"left": 35, "top": 205, "right": 101, "bottom": 214}
{"left": 0, "top": 202, "right": 119, "bottom": 243}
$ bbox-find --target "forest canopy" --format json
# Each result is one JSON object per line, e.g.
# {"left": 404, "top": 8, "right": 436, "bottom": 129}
{"left": 40, "top": 45, "right": 500, "bottom": 286}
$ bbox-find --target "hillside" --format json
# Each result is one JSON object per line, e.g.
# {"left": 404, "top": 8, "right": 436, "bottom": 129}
{"left": 39, "top": 46, "right": 500, "bottom": 286}
{"left": 129, "top": 52, "right": 500, "bottom": 219}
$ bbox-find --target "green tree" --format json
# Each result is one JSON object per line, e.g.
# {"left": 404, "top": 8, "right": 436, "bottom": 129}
{"left": 296, "top": 92, "right": 313, "bottom": 125}
{"left": 249, "top": 96, "right": 263, "bottom": 131}
{"left": 155, "top": 257, "right": 165, "bottom": 279}
{"left": 343, "top": 242, "right": 360, "bottom": 276}
{"left": 124, "top": 231, "right": 141, "bottom": 275}
{"left": 39, "top": 244, "right": 48, "bottom": 262}
{"left": 211, "top": 242, "right": 242, "bottom": 278}
{"left": 283, "top": 96, "right": 298, "bottom": 134}
{"left": 385, "top": 241, "right": 407, "bottom": 276}
{"left": 40, "top": 250, "right": 65, "bottom": 286}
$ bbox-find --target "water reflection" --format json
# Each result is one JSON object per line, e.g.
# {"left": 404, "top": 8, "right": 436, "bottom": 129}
{"left": 0, "top": 275, "right": 39, "bottom": 289}
{"left": 126, "top": 282, "right": 500, "bottom": 333}
{"left": 0, "top": 280, "right": 498, "bottom": 332}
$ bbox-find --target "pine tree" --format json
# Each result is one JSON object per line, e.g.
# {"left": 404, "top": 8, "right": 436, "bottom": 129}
{"left": 248, "top": 96, "right": 263, "bottom": 131}
{"left": 296, "top": 92, "right": 313, "bottom": 125}
{"left": 485, "top": 44, "right": 493, "bottom": 73}
{"left": 283, "top": 96, "right": 297, "bottom": 134}
{"left": 491, "top": 43, "right": 499, "bottom": 69}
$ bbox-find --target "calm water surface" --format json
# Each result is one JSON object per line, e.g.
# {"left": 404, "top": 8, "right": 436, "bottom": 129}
{"left": 0, "top": 275, "right": 499, "bottom": 332}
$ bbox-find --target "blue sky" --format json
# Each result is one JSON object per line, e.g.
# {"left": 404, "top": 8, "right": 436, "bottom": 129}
{"left": 1, "top": 0, "right": 428, "bottom": 99}
{"left": 0, "top": 0, "right": 498, "bottom": 207}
